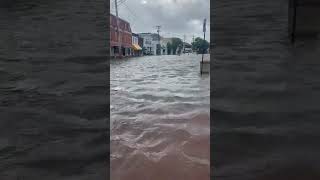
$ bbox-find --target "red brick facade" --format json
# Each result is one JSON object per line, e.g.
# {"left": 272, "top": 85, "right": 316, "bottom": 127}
{"left": 110, "top": 14, "right": 132, "bottom": 48}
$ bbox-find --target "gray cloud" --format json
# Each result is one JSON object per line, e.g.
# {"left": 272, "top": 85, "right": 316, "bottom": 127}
{"left": 110, "top": 0, "right": 210, "bottom": 43}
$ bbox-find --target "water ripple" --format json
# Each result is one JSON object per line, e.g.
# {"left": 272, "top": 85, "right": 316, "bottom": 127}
{"left": 111, "top": 54, "right": 210, "bottom": 180}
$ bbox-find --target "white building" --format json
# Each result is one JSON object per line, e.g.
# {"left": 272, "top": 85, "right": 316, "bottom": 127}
{"left": 138, "top": 33, "right": 160, "bottom": 55}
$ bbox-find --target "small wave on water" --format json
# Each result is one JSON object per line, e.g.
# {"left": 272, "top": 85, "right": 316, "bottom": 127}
{"left": 110, "top": 54, "right": 210, "bottom": 180}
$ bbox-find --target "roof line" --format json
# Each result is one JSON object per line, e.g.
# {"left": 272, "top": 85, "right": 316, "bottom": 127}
{"left": 110, "top": 13, "right": 130, "bottom": 24}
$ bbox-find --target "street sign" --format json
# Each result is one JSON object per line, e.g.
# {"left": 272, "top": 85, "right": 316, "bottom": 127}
{"left": 203, "top": 18, "right": 207, "bottom": 32}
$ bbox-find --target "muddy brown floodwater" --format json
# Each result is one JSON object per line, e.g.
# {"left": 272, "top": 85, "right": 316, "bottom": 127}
{"left": 110, "top": 54, "right": 210, "bottom": 180}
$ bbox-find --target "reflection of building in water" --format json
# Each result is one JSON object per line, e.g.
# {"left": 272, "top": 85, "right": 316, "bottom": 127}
{"left": 110, "top": 14, "right": 132, "bottom": 58}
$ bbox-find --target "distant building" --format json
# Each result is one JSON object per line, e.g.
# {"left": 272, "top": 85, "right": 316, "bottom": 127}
{"left": 136, "top": 34, "right": 187, "bottom": 56}
{"left": 138, "top": 33, "right": 160, "bottom": 55}
{"left": 132, "top": 33, "right": 143, "bottom": 56}
{"left": 110, "top": 14, "right": 132, "bottom": 58}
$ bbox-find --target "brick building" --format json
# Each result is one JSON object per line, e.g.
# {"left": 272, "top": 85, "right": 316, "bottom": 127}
{"left": 110, "top": 14, "right": 132, "bottom": 58}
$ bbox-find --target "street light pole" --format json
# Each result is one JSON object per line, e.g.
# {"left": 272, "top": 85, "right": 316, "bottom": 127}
{"left": 183, "top": 34, "right": 186, "bottom": 54}
{"left": 115, "top": 0, "right": 122, "bottom": 57}
{"left": 156, "top": 25, "right": 161, "bottom": 55}
{"left": 201, "top": 18, "right": 206, "bottom": 75}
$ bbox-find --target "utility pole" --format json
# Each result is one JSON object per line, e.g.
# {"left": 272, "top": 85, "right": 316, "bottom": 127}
{"left": 183, "top": 34, "right": 186, "bottom": 54}
{"left": 155, "top": 25, "right": 161, "bottom": 55}
{"left": 115, "top": 0, "right": 122, "bottom": 58}
{"left": 201, "top": 18, "right": 207, "bottom": 75}
{"left": 192, "top": 35, "right": 195, "bottom": 53}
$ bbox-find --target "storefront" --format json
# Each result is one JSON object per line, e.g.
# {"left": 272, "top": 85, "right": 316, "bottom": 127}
{"left": 110, "top": 14, "right": 132, "bottom": 58}
{"left": 132, "top": 44, "right": 142, "bottom": 56}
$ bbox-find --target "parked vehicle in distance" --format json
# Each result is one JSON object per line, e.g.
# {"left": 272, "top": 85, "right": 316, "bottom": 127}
{"left": 183, "top": 48, "right": 192, "bottom": 53}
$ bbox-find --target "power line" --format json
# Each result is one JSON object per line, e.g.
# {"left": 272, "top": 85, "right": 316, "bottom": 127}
{"left": 110, "top": 4, "right": 116, "bottom": 13}
{"left": 110, "top": 0, "right": 116, "bottom": 13}
{"left": 121, "top": 2, "right": 149, "bottom": 32}
{"left": 118, "top": 3, "right": 138, "bottom": 29}
{"left": 122, "top": 2, "right": 138, "bottom": 18}
{"left": 117, "top": 0, "right": 127, "bottom": 6}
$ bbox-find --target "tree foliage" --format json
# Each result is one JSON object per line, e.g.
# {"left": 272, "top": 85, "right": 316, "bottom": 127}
{"left": 191, "top": 37, "right": 209, "bottom": 53}
{"left": 171, "top": 38, "right": 183, "bottom": 55}
{"left": 167, "top": 42, "right": 172, "bottom": 55}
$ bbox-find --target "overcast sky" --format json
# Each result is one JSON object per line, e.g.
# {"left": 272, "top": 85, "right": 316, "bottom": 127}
{"left": 110, "top": 0, "right": 210, "bottom": 43}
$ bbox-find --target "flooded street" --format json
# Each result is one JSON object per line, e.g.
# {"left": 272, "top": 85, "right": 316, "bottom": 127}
{"left": 110, "top": 54, "right": 210, "bottom": 180}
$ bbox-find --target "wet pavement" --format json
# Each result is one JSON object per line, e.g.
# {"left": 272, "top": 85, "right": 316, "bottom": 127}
{"left": 110, "top": 54, "right": 210, "bottom": 180}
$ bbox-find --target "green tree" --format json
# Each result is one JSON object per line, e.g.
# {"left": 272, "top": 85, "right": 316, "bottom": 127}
{"left": 191, "top": 37, "right": 209, "bottom": 54}
{"left": 171, "top": 38, "right": 183, "bottom": 55}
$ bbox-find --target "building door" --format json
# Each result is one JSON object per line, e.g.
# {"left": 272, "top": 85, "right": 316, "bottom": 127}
{"left": 156, "top": 44, "right": 161, "bottom": 55}
{"left": 122, "top": 47, "right": 126, "bottom": 56}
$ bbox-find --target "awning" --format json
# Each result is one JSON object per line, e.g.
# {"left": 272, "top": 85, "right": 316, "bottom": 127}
{"left": 132, "top": 44, "right": 142, "bottom": 51}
